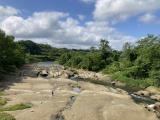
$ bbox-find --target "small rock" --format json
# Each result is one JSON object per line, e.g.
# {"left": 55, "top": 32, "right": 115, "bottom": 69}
{"left": 31, "top": 110, "right": 34, "bottom": 112}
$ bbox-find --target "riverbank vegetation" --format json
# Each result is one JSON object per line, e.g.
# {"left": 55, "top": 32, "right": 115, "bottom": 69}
{"left": 0, "top": 29, "right": 160, "bottom": 88}
{"left": 0, "top": 29, "right": 81, "bottom": 74}
{"left": 58, "top": 35, "right": 160, "bottom": 88}
{"left": 0, "top": 30, "right": 25, "bottom": 74}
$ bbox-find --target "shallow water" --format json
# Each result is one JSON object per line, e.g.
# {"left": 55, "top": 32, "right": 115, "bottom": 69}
{"left": 39, "top": 62, "right": 156, "bottom": 104}
{"left": 70, "top": 75, "right": 156, "bottom": 104}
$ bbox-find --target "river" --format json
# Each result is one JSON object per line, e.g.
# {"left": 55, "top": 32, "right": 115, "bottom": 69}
{"left": 34, "top": 61, "right": 156, "bottom": 105}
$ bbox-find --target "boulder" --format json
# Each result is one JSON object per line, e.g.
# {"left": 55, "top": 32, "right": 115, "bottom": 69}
{"left": 40, "top": 70, "right": 48, "bottom": 77}
{"left": 134, "top": 90, "right": 150, "bottom": 97}
{"left": 154, "top": 102, "right": 160, "bottom": 112}
{"left": 64, "top": 70, "right": 74, "bottom": 77}
{"left": 61, "top": 73, "right": 69, "bottom": 78}
{"left": 151, "top": 95, "right": 160, "bottom": 101}
{"left": 48, "top": 71, "right": 54, "bottom": 77}
{"left": 145, "top": 86, "right": 160, "bottom": 95}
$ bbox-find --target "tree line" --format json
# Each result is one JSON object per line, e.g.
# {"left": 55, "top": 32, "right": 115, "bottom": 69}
{"left": 58, "top": 35, "right": 160, "bottom": 88}
{"left": 58, "top": 39, "right": 117, "bottom": 71}
{"left": 0, "top": 29, "right": 160, "bottom": 87}
{"left": 0, "top": 29, "right": 89, "bottom": 74}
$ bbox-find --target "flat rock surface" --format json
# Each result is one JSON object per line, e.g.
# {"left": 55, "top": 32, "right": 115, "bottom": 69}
{"left": 63, "top": 81, "right": 157, "bottom": 120}
{"left": 1, "top": 72, "right": 158, "bottom": 120}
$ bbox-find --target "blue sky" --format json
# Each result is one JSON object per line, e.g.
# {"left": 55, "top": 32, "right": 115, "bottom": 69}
{"left": 0, "top": 0, "right": 160, "bottom": 50}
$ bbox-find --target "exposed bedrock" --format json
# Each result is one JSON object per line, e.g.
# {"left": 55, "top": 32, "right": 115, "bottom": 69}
{"left": 62, "top": 81, "right": 157, "bottom": 120}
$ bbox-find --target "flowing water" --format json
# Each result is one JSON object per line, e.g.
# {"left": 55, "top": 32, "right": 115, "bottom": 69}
{"left": 70, "top": 75, "right": 155, "bottom": 104}
{"left": 37, "top": 62, "right": 156, "bottom": 105}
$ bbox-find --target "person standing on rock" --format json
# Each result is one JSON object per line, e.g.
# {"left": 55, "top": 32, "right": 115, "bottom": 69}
{"left": 52, "top": 90, "right": 54, "bottom": 96}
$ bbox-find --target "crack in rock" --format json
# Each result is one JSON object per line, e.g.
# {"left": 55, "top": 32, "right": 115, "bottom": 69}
{"left": 55, "top": 96, "right": 77, "bottom": 120}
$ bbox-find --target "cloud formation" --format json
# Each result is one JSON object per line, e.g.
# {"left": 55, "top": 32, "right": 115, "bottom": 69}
{"left": 93, "top": 0, "right": 160, "bottom": 23}
{"left": 139, "top": 13, "right": 156, "bottom": 23}
{"left": 78, "top": 14, "right": 85, "bottom": 20}
{"left": 1, "top": 12, "right": 69, "bottom": 38}
{"left": 0, "top": 10, "right": 102, "bottom": 49}
{"left": 0, "top": 6, "right": 20, "bottom": 19}
{"left": 0, "top": 5, "right": 136, "bottom": 50}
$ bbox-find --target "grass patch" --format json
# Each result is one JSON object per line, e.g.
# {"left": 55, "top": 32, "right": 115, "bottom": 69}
{"left": 0, "top": 97, "right": 7, "bottom": 106}
{"left": 0, "top": 92, "right": 8, "bottom": 106}
{"left": 0, "top": 103, "right": 31, "bottom": 111}
{"left": 0, "top": 112, "right": 16, "bottom": 120}
{"left": 0, "top": 92, "right": 4, "bottom": 96}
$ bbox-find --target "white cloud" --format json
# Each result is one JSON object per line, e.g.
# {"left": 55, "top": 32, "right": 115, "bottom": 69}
{"left": 93, "top": 0, "right": 160, "bottom": 23}
{"left": 139, "top": 13, "right": 156, "bottom": 23}
{"left": 85, "top": 21, "right": 115, "bottom": 35}
{"left": 106, "top": 33, "right": 136, "bottom": 50}
{"left": 1, "top": 12, "right": 69, "bottom": 38}
{"left": 78, "top": 14, "right": 85, "bottom": 20}
{"left": 0, "top": 11, "right": 101, "bottom": 49}
{"left": 0, "top": 8, "right": 136, "bottom": 50}
{"left": 0, "top": 6, "right": 20, "bottom": 19}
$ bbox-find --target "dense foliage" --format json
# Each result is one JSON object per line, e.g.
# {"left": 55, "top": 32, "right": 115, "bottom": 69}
{"left": 58, "top": 39, "right": 114, "bottom": 71}
{"left": 0, "top": 29, "right": 159, "bottom": 87}
{"left": 0, "top": 30, "right": 25, "bottom": 73}
{"left": 103, "top": 34, "right": 160, "bottom": 87}
{"left": 0, "top": 29, "right": 89, "bottom": 73}
{"left": 17, "top": 40, "right": 82, "bottom": 63}
{"left": 58, "top": 35, "right": 160, "bottom": 87}
{"left": 17, "top": 40, "right": 55, "bottom": 63}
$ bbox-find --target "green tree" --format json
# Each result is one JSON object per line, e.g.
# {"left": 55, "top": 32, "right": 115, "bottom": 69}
{"left": 99, "top": 39, "right": 111, "bottom": 62}
{"left": 90, "top": 46, "right": 96, "bottom": 53}
{"left": 17, "top": 40, "right": 41, "bottom": 55}
{"left": 0, "top": 30, "right": 25, "bottom": 73}
{"left": 58, "top": 52, "right": 71, "bottom": 65}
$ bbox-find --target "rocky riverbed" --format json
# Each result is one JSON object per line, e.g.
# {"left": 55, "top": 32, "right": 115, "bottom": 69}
{"left": 0, "top": 62, "right": 159, "bottom": 120}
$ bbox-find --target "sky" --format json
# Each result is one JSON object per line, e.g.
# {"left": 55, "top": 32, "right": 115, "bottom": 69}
{"left": 0, "top": 0, "right": 160, "bottom": 50}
